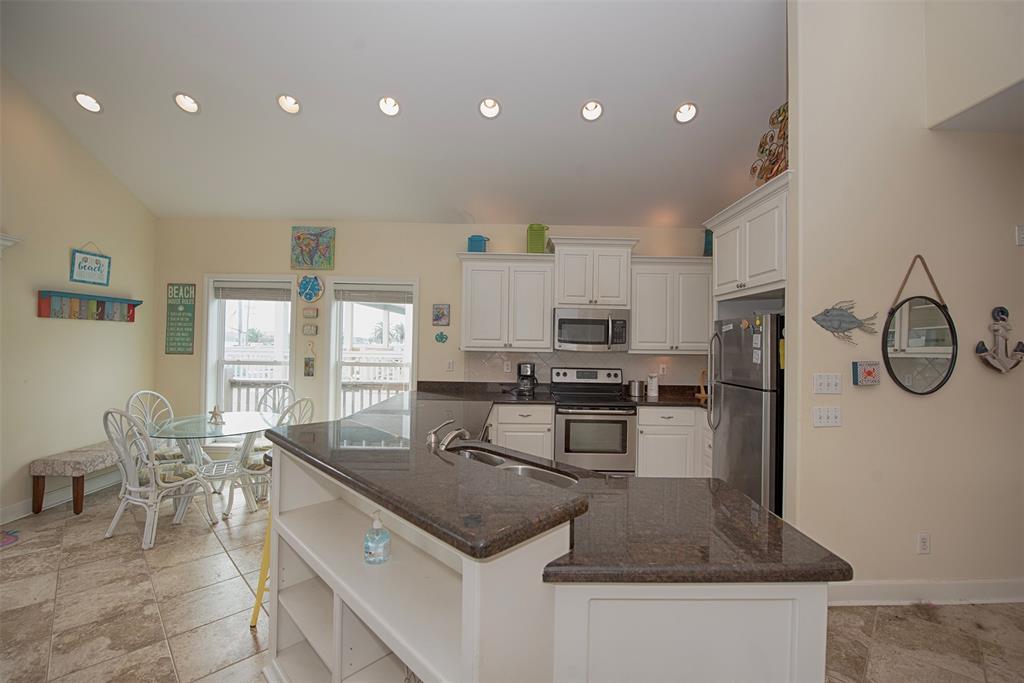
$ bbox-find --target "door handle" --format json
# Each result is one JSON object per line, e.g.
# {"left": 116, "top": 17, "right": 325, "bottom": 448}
{"left": 707, "top": 332, "right": 721, "bottom": 430}
{"left": 608, "top": 314, "right": 613, "bottom": 350}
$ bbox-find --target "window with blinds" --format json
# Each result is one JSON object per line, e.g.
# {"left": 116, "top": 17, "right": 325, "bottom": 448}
{"left": 333, "top": 282, "right": 415, "bottom": 418}
{"left": 206, "top": 278, "right": 294, "bottom": 412}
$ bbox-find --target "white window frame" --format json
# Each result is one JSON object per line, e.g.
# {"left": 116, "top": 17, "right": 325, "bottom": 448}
{"left": 200, "top": 273, "right": 299, "bottom": 413}
{"left": 327, "top": 277, "right": 419, "bottom": 419}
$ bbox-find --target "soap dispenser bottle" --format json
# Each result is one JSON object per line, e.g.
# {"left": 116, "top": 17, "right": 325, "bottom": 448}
{"left": 363, "top": 511, "right": 391, "bottom": 565}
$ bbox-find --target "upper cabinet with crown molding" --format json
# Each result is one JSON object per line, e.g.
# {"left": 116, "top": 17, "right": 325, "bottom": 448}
{"left": 548, "top": 237, "right": 638, "bottom": 308}
{"left": 630, "top": 257, "right": 711, "bottom": 354}
{"left": 704, "top": 171, "right": 790, "bottom": 300}
{"left": 459, "top": 253, "right": 554, "bottom": 351}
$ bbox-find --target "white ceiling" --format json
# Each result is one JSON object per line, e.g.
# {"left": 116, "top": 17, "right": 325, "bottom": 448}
{"left": 1, "top": 1, "right": 787, "bottom": 227}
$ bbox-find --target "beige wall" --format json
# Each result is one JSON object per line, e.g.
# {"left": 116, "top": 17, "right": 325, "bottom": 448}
{"left": 153, "top": 220, "right": 704, "bottom": 416}
{"left": 0, "top": 72, "right": 158, "bottom": 514}
{"left": 925, "top": 0, "right": 1024, "bottom": 126}
{"left": 788, "top": 0, "right": 1024, "bottom": 584}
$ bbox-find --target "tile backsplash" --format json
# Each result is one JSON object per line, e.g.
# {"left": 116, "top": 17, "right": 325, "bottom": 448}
{"left": 464, "top": 350, "right": 706, "bottom": 385}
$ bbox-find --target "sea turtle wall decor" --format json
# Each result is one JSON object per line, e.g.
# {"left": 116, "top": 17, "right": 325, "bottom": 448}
{"left": 812, "top": 300, "right": 878, "bottom": 344}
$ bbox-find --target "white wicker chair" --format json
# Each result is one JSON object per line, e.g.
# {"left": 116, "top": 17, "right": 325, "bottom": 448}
{"left": 256, "top": 383, "right": 296, "bottom": 414}
{"left": 246, "top": 398, "right": 314, "bottom": 502}
{"left": 126, "top": 390, "right": 189, "bottom": 464}
{"left": 103, "top": 409, "right": 218, "bottom": 549}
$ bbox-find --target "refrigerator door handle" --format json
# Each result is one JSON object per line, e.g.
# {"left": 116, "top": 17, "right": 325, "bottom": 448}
{"left": 708, "top": 332, "right": 722, "bottom": 430}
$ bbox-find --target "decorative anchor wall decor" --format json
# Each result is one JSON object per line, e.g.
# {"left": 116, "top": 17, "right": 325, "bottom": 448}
{"left": 975, "top": 307, "right": 1024, "bottom": 373}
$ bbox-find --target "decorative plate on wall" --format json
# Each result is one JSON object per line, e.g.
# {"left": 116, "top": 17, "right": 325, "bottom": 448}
{"left": 298, "top": 275, "right": 324, "bottom": 303}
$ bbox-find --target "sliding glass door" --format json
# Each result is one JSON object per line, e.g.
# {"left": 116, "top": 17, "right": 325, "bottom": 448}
{"left": 332, "top": 282, "right": 415, "bottom": 418}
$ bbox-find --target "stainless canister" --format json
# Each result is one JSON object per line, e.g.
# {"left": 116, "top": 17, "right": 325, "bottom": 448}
{"left": 628, "top": 380, "right": 644, "bottom": 397}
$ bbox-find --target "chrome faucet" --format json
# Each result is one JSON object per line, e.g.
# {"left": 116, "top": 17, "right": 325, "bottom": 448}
{"left": 426, "top": 419, "right": 454, "bottom": 449}
{"left": 439, "top": 426, "right": 471, "bottom": 451}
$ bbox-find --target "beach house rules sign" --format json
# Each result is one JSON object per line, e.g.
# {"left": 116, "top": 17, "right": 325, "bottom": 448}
{"left": 165, "top": 283, "right": 196, "bottom": 354}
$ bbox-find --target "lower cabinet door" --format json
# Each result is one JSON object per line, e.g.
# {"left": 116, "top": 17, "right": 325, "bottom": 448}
{"left": 498, "top": 425, "right": 553, "bottom": 459}
{"left": 637, "top": 426, "right": 696, "bottom": 477}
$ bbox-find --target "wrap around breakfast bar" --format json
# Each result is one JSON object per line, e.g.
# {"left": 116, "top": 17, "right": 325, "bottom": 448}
{"left": 262, "top": 389, "right": 851, "bottom": 683}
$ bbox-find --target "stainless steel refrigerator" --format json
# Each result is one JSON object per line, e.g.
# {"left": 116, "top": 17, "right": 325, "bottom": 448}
{"left": 708, "top": 314, "right": 784, "bottom": 516}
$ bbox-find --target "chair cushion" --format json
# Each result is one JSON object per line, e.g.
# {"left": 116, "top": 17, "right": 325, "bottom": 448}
{"left": 153, "top": 447, "right": 184, "bottom": 461}
{"left": 138, "top": 463, "right": 198, "bottom": 486}
{"left": 244, "top": 457, "right": 269, "bottom": 471}
{"left": 30, "top": 442, "right": 118, "bottom": 477}
{"left": 252, "top": 437, "right": 274, "bottom": 453}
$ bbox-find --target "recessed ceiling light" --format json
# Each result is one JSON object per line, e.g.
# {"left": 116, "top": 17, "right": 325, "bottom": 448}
{"left": 675, "top": 102, "right": 698, "bottom": 124}
{"left": 277, "top": 94, "right": 301, "bottom": 115}
{"left": 379, "top": 96, "right": 400, "bottom": 116}
{"left": 479, "top": 98, "right": 500, "bottom": 119}
{"left": 74, "top": 92, "right": 102, "bottom": 113}
{"left": 173, "top": 92, "right": 200, "bottom": 114}
{"left": 581, "top": 100, "right": 603, "bottom": 121}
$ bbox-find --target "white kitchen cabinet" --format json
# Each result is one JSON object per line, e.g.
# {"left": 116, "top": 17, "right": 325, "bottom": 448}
{"left": 494, "top": 404, "right": 554, "bottom": 460}
{"left": 548, "top": 237, "right": 637, "bottom": 308}
{"left": 630, "top": 257, "right": 711, "bottom": 354}
{"left": 637, "top": 425, "right": 697, "bottom": 478}
{"left": 636, "top": 407, "right": 701, "bottom": 478}
{"left": 705, "top": 170, "right": 789, "bottom": 300}
{"left": 459, "top": 254, "right": 553, "bottom": 351}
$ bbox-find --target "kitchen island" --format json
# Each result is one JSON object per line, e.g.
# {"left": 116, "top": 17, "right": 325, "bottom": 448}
{"left": 263, "top": 390, "right": 851, "bottom": 683}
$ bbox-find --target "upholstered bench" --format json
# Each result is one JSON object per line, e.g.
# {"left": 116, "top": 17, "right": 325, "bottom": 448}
{"left": 30, "top": 441, "right": 118, "bottom": 515}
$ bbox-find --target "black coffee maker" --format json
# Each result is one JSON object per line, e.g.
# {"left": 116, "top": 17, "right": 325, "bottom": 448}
{"left": 517, "top": 362, "right": 538, "bottom": 395}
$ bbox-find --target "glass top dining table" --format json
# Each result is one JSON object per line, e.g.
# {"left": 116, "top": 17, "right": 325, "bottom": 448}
{"left": 150, "top": 411, "right": 281, "bottom": 440}
{"left": 148, "top": 411, "right": 281, "bottom": 466}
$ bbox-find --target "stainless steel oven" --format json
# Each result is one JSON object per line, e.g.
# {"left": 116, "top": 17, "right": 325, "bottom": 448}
{"left": 554, "top": 308, "right": 629, "bottom": 352}
{"left": 555, "top": 406, "right": 637, "bottom": 472}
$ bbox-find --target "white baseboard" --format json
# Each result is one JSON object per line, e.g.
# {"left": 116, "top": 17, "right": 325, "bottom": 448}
{"left": 0, "top": 469, "right": 122, "bottom": 525}
{"left": 829, "top": 578, "right": 1024, "bottom": 606}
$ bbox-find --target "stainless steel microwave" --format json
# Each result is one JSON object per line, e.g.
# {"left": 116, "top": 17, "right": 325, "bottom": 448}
{"left": 554, "top": 308, "right": 630, "bottom": 352}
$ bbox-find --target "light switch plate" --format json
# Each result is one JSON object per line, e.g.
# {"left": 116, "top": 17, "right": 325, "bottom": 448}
{"left": 812, "top": 406, "right": 842, "bottom": 427}
{"left": 813, "top": 373, "right": 841, "bottom": 394}
{"left": 1016, "top": 224, "right": 1024, "bottom": 247}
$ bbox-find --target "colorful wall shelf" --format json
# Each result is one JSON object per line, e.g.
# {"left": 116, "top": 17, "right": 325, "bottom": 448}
{"left": 37, "top": 290, "right": 143, "bottom": 323}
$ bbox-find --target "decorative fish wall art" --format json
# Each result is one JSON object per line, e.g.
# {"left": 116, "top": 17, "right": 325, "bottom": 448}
{"left": 812, "top": 300, "right": 878, "bottom": 344}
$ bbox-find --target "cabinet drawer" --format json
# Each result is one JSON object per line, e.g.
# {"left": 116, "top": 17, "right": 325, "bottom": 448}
{"left": 497, "top": 405, "right": 554, "bottom": 424}
{"left": 638, "top": 407, "right": 696, "bottom": 427}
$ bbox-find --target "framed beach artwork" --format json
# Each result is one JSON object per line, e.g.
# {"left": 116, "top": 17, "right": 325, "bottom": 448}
{"left": 291, "top": 226, "right": 335, "bottom": 270}
{"left": 69, "top": 248, "right": 111, "bottom": 286}
{"left": 432, "top": 304, "right": 450, "bottom": 326}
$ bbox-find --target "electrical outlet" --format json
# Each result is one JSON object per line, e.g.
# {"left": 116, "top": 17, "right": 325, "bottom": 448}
{"left": 1016, "top": 224, "right": 1024, "bottom": 247}
{"left": 917, "top": 532, "right": 931, "bottom": 555}
{"left": 659, "top": 364, "right": 668, "bottom": 376}
{"left": 813, "top": 373, "right": 841, "bottom": 394}
{"left": 503, "top": 360, "right": 512, "bottom": 373}
{"left": 812, "top": 406, "right": 842, "bottom": 427}
{"left": 446, "top": 360, "right": 455, "bottom": 372}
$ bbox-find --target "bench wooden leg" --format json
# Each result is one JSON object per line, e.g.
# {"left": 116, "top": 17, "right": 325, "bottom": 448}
{"left": 72, "top": 476, "right": 85, "bottom": 515}
{"left": 32, "top": 476, "right": 45, "bottom": 514}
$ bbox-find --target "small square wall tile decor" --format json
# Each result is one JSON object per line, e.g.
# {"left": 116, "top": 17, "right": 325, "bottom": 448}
{"left": 852, "top": 360, "right": 881, "bottom": 385}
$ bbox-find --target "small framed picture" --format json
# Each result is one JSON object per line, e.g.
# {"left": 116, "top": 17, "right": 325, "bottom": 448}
{"left": 432, "top": 304, "right": 450, "bottom": 326}
{"left": 302, "top": 307, "right": 319, "bottom": 319}
{"left": 304, "top": 356, "right": 315, "bottom": 377}
{"left": 302, "top": 323, "right": 318, "bottom": 336}
{"left": 70, "top": 248, "right": 111, "bottom": 286}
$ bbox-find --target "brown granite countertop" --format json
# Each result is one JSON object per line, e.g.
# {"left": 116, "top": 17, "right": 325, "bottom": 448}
{"left": 543, "top": 475, "right": 853, "bottom": 583}
{"left": 269, "top": 391, "right": 851, "bottom": 583}
{"left": 416, "top": 381, "right": 707, "bottom": 408}
{"left": 266, "top": 393, "right": 587, "bottom": 559}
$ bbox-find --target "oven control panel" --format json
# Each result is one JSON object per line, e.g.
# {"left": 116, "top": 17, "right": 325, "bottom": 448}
{"left": 551, "top": 367, "right": 623, "bottom": 384}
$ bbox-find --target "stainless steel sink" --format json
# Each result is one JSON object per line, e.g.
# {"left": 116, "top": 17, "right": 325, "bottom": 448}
{"left": 498, "top": 464, "right": 579, "bottom": 488}
{"left": 451, "top": 449, "right": 507, "bottom": 466}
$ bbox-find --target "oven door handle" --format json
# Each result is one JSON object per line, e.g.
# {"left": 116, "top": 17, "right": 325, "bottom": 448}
{"left": 557, "top": 407, "right": 637, "bottom": 416}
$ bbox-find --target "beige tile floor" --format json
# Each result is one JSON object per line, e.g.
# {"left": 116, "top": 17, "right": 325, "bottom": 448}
{"left": 1, "top": 486, "right": 270, "bottom": 683}
{"left": 2, "top": 486, "right": 1022, "bottom": 682}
